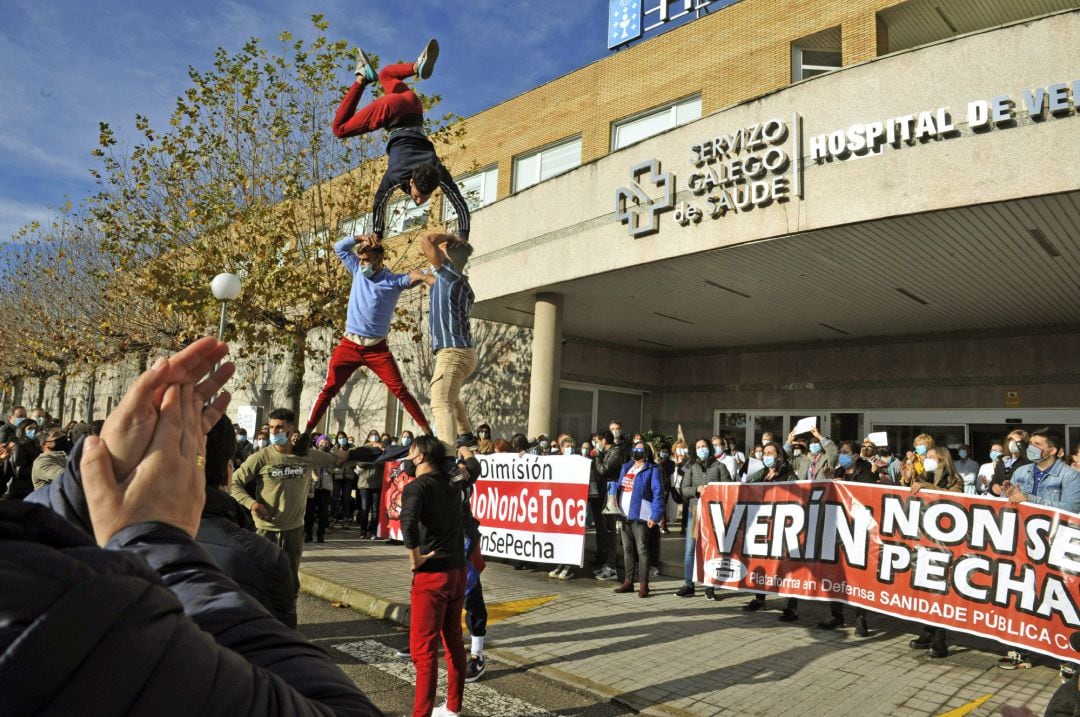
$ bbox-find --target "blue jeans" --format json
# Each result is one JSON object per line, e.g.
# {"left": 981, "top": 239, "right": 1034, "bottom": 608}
{"left": 683, "top": 501, "right": 696, "bottom": 586}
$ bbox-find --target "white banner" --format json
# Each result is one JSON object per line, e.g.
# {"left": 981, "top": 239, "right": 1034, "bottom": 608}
{"left": 472, "top": 454, "right": 591, "bottom": 566}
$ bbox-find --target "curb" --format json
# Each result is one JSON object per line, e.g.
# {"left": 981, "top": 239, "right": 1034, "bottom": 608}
{"left": 300, "top": 571, "right": 411, "bottom": 626}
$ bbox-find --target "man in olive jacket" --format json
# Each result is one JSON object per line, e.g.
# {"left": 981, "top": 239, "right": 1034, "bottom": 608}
{"left": 676, "top": 442, "right": 732, "bottom": 598}
{"left": 590, "top": 430, "right": 622, "bottom": 579}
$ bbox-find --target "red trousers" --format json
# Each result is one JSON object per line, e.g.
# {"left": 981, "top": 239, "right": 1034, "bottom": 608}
{"left": 332, "top": 62, "right": 423, "bottom": 139}
{"left": 306, "top": 338, "right": 429, "bottom": 434}
{"left": 410, "top": 568, "right": 467, "bottom": 717}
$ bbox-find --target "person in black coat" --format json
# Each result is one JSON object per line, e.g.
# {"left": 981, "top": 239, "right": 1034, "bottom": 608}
{"left": 2, "top": 336, "right": 381, "bottom": 716}
{"left": 0, "top": 423, "right": 36, "bottom": 500}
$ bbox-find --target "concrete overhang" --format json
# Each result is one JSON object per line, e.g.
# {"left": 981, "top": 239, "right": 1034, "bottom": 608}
{"left": 466, "top": 10, "right": 1080, "bottom": 350}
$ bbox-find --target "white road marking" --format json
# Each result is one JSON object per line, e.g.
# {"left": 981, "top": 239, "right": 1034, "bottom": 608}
{"left": 336, "top": 640, "right": 559, "bottom": 717}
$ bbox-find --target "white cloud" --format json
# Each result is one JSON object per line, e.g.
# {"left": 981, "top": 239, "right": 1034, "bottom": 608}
{"left": 0, "top": 198, "right": 57, "bottom": 243}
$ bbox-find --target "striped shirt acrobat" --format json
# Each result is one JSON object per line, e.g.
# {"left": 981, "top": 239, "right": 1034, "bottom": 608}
{"left": 429, "top": 259, "right": 474, "bottom": 353}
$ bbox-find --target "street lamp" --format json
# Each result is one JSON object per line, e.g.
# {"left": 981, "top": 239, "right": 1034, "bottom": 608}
{"left": 210, "top": 272, "right": 242, "bottom": 342}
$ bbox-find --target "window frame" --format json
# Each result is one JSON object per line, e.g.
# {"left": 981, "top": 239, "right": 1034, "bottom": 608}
{"left": 441, "top": 164, "right": 499, "bottom": 222}
{"left": 611, "top": 94, "right": 702, "bottom": 150}
{"left": 512, "top": 135, "right": 583, "bottom": 194}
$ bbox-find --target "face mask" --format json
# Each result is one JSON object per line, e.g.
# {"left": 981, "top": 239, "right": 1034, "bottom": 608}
{"left": 793, "top": 449, "right": 804, "bottom": 457}
{"left": 712, "top": 444, "right": 723, "bottom": 456}
{"left": 35, "top": 417, "right": 46, "bottom": 426}
{"left": 359, "top": 264, "right": 376, "bottom": 278}
{"left": 611, "top": 430, "right": 621, "bottom": 439}
{"left": 269, "top": 432, "right": 288, "bottom": 446}
{"left": 660, "top": 451, "right": 669, "bottom": 460}
{"left": 989, "top": 450, "right": 1002, "bottom": 461}
{"left": 1026, "top": 444, "right": 1046, "bottom": 463}
{"left": 479, "top": 431, "right": 489, "bottom": 439}
{"left": 958, "top": 449, "right": 968, "bottom": 459}
{"left": 368, "top": 434, "right": 379, "bottom": 442}
{"left": 256, "top": 439, "right": 269, "bottom": 449}
{"left": 763, "top": 455, "right": 776, "bottom": 468}
{"left": 563, "top": 446, "right": 572, "bottom": 456}
{"left": 12, "top": 417, "right": 25, "bottom": 427}
{"left": 338, "top": 438, "right": 348, "bottom": 446}
{"left": 581, "top": 446, "right": 590, "bottom": 456}
{"left": 632, "top": 448, "right": 646, "bottom": 460}
{"left": 237, "top": 434, "right": 248, "bottom": 443}
{"left": 754, "top": 451, "right": 763, "bottom": 460}
{"left": 922, "top": 457, "right": 939, "bottom": 473}
{"left": 1008, "top": 440, "right": 1020, "bottom": 454}
{"left": 838, "top": 453, "right": 853, "bottom": 468}
{"left": 762, "top": 439, "right": 771, "bottom": 446}
{"left": 401, "top": 459, "right": 417, "bottom": 477}
{"left": 402, "top": 437, "right": 413, "bottom": 447}
{"left": 914, "top": 445, "right": 928, "bottom": 456}
{"left": 50, "top": 437, "right": 72, "bottom": 453}
{"left": 809, "top": 443, "right": 822, "bottom": 455}
{"left": 25, "top": 429, "right": 36, "bottom": 440}
{"left": 677, "top": 447, "right": 687, "bottom": 456}
{"left": 539, "top": 440, "right": 550, "bottom": 449}
{"left": 320, "top": 443, "right": 332, "bottom": 452}
{"left": 696, "top": 447, "right": 710, "bottom": 460}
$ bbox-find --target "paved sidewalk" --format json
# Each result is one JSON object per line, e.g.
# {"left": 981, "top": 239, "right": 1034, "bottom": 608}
{"left": 300, "top": 529, "right": 1060, "bottom": 716}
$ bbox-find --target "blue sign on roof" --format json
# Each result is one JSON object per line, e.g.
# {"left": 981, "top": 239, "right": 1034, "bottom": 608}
{"left": 608, "top": 0, "right": 642, "bottom": 49}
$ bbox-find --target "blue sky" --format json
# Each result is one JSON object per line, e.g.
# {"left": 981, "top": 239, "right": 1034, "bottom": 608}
{"left": 0, "top": 0, "right": 627, "bottom": 242}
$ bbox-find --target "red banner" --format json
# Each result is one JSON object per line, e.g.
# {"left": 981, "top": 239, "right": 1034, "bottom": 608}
{"left": 696, "top": 481, "right": 1080, "bottom": 662}
{"left": 377, "top": 460, "right": 408, "bottom": 540}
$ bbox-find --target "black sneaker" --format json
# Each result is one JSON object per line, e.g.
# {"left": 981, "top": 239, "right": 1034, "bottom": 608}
{"left": 465, "top": 654, "right": 485, "bottom": 682}
{"left": 778, "top": 608, "right": 799, "bottom": 622}
{"left": 855, "top": 616, "right": 869, "bottom": 637}
{"left": 455, "top": 432, "right": 477, "bottom": 449}
{"left": 675, "top": 584, "right": 695, "bottom": 598}
{"left": 293, "top": 432, "right": 312, "bottom": 456}
{"left": 742, "top": 597, "right": 764, "bottom": 612}
{"left": 415, "top": 38, "right": 439, "bottom": 80}
{"left": 704, "top": 588, "right": 718, "bottom": 601}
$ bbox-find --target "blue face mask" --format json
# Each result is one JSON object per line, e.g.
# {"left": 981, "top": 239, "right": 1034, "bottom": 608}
{"left": 359, "top": 264, "right": 376, "bottom": 278}
{"left": 712, "top": 444, "right": 723, "bottom": 456}
{"left": 696, "top": 447, "right": 710, "bottom": 460}
{"left": 914, "top": 445, "right": 928, "bottom": 456}
{"left": 25, "top": 429, "right": 36, "bottom": 440}
{"left": 809, "top": 442, "right": 822, "bottom": 455}
{"left": 402, "top": 437, "right": 413, "bottom": 447}
{"left": 237, "top": 434, "right": 248, "bottom": 443}
{"left": 763, "top": 455, "right": 776, "bottom": 468}
{"left": 958, "top": 449, "right": 968, "bottom": 459}
{"left": 338, "top": 438, "right": 348, "bottom": 446}
{"left": 990, "top": 450, "right": 1002, "bottom": 461}
{"left": 837, "top": 453, "right": 853, "bottom": 468}
{"left": 1026, "top": 444, "right": 1046, "bottom": 463}
{"left": 12, "top": 417, "right": 26, "bottom": 427}
{"left": 269, "top": 432, "right": 288, "bottom": 446}
{"left": 660, "top": 451, "right": 669, "bottom": 460}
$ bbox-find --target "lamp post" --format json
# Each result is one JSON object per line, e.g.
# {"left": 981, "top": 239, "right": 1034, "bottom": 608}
{"left": 210, "top": 272, "right": 242, "bottom": 342}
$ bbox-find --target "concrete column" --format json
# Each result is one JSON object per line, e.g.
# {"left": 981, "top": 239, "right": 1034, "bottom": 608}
{"left": 527, "top": 292, "right": 564, "bottom": 440}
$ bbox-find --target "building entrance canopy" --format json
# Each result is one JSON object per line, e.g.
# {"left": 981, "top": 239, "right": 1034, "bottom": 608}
{"left": 467, "top": 10, "right": 1080, "bottom": 353}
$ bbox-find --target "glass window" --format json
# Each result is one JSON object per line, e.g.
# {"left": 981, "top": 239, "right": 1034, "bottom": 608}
{"left": 613, "top": 95, "right": 702, "bottom": 150}
{"left": 753, "top": 415, "right": 784, "bottom": 447}
{"left": 513, "top": 137, "right": 582, "bottom": 192}
{"left": 714, "top": 412, "right": 748, "bottom": 453}
{"left": 872, "top": 425, "right": 967, "bottom": 457}
{"left": 792, "top": 45, "right": 842, "bottom": 81}
{"left": 596, "top": 390, "right": 642, "bottom": 438}
{"left": 442, "top": 166, "right": 498, "bottom": 221}
{"left": 384, "top": 197, "right": 429, "bottom": 237}
{"left": 556, "top": 388, "right": 594, "bottom": 442}
{"left": 340, "top": 214, "right": 372, "bottom": 236}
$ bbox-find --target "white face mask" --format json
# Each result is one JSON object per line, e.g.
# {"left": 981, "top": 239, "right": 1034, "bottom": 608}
{"left": 256, "top": 439, "right": 268, "bottom": 449}
{"left": 563, "top": 446, "right": 573, "bottom": 456}
{"left": 923, "top": 458, "right": 939, "bottom": 473}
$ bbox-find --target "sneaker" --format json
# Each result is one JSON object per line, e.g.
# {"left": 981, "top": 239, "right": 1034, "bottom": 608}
{"left": 675, "top": 584, "right": 695, "bottom": 598}
{"left": 355, "top": 47, "right": 377, "bottom": 83}
{"left": 704, "top": 588, "right": 718, "bottom": 601}
{"left": 415, "top": 38, "right": 439, "bottom": 80}
{"left": 591, "top": 565, "right": 604, "bottom": 576}
{"left": 997, "top": 651, "right": 1032, "bottom": 670}
{"left": 557, "top": 567, "right": 575, "bottom": 580}
{"left": 292, "top": 432, "right": 311, "bottom": 456}
{"left": 778, "top": 608, "right": 799, "bottom": 622}
{"left": 1060, "top": 663, "right": 1077, "bottom": 684}
{"left": 455, "top": 432, "right": 477, "bottom": 449}
{"left": 431, "top": 704, "right": 460, "bottom": 717}
{"left": 855, "top": 616, "right": 869, "bottom": 637}
{"left": 595, "top": 566, "right": 618, "bottom": 581}
{"left": 465, "top": 654, "right": 486, "bottom": 683}
{"left": 394, "top": 646, "right": 411, "bottom": 658}
{"left": 648, "top": 566, "right": 660, "bottom": 578}
{"left": 743, "top": 597, "right": 764, "bottom": 612}
{"left": 547, "top": 567, "right": 562, "bottom": 578}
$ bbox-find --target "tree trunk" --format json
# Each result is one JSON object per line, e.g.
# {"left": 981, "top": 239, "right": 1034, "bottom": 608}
{"left": 86, "top": 368, "right": 97, "bottom": 422}
{"left": 285, "top": 327, "right": 308, "bottom": 421}
{"left": 35, "top": 375, "right": 47, "bottom": 409}
{"left": 57, "top": 370, "right": 68, "bottom": 424}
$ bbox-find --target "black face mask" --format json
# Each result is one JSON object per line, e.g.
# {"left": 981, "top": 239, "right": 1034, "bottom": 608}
{"left": 401, "top": 459, "right": 417, "bottom": 478}
{"left": 50, "top": 437, "right": 73, "bottom": 453}
{"left": 632, "top": 448, "right": 646, "bottom": 461}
